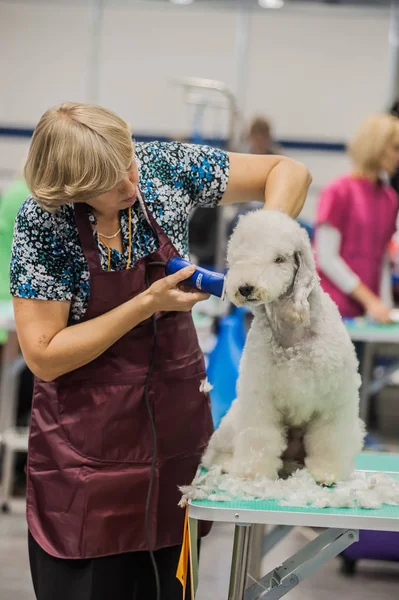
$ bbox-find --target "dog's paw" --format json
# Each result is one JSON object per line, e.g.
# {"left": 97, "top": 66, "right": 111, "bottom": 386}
{"left": 316, "top": 476, "right": 337, "bottom": 487}
{"left": 305, "top": 459, "right": 341, "bottom": 486}
{"left": 312, "top": 472, "right": 337, "bottom": 487}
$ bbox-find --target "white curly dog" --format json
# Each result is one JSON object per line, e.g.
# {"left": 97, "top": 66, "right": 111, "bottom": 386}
{"left": 202, "top": 210, "right": 365, "bottom": 485}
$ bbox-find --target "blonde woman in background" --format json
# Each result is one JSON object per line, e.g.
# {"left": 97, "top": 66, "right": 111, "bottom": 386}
{"left": 314, "top": 114, "right": 399, "bottom": 323}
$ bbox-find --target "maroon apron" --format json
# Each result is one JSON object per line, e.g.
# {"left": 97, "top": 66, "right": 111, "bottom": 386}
{"left": 26, "top": 199, "right": 213, "bottom": 559}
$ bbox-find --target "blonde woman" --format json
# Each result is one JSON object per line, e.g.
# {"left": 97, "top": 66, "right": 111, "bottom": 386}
{"left": 11, "top": 102, "right": 311, "bottom": 600}
{"left": 315, "top": 114, "right": 399, "bottom": 323}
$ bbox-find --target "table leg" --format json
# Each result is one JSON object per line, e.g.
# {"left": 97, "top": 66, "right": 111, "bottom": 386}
{"left": 244, "top": 528, "right": 358, "bottom": 600}
{"left": 0, "top": 441, "right": 15, "bottom": 512}
{"left": 247, "top": 524, "right": 264, "bottom": 584}
{"left": 228, "top": 524, "right": 253, "bottom": 600}
{"left": 188, "top": 517, "right": 199, "bottom": 599}
{"left": 0, "top": 332, "right": 21, "bottom": 438}
{"left": 245, "top": 525, "right": 294, "bottom": 592}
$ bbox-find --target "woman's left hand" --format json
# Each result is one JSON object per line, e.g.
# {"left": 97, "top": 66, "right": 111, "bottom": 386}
{"left": 366, "top": 298, "right": 393, "bottom": 324}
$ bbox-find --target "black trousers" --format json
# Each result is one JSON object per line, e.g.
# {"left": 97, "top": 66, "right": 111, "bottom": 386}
{"left": 28, "top": 532, "right": 193, "bottom": 600}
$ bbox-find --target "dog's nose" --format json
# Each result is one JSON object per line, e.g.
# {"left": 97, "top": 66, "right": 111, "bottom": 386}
{"left": 238, "top": 285, "right": 254, "bottom": 298}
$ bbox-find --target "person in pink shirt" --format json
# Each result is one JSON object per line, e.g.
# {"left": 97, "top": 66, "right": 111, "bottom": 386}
{"left": 314, "top": 114, "right": 399, "bottom": 323}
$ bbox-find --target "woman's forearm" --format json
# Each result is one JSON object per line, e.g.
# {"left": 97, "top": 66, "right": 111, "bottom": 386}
{"left": 350, "top": 281, "right": 379, "bottom": 308}
{"left": 221, "top": 153, "right": 311, "bottom": 218}
{"left": 29, "top": 292, "right": 154, "bottom": 381}
{"left": 315, "top": 224, "right": 389, "bottom": 315}
{"left": 263, "top": 159, "right": 312, "bottom": 218}
{"left": 316, "top": 225, "right": 360, "bottom": 293}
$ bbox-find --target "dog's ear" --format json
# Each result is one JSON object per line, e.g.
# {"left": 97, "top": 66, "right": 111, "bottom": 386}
{"left": 290, "top": 239, "right": 317, "bottom": 325}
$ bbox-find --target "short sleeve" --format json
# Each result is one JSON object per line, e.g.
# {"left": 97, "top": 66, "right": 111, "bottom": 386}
{"left": 316, "top": 180, "right": 348, "bottom": 232}
{"left": 138, "top": 141, "right": 229, "bottom": 210}
{"left": 0, "top": 180, "right": 30, "bottom": 301}
{"left": 10, "top": 198, "right": 75, "bottom": 300}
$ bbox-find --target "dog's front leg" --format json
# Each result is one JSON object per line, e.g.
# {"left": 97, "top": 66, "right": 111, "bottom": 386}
{"left": 229, "top": 416, "right": 287, "bottom": 480}
{"left": 202, "top": 399, "right": 238, "bottom": 472}
{"left": 304, "top": 410, "right": 365, "bottom": 485}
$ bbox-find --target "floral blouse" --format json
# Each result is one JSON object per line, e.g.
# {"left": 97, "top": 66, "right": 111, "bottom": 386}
{"left": 10, "top": 141, "right": 230, "bottom": 321}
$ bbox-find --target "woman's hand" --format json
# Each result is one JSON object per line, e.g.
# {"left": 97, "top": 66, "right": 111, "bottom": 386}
{"left": 147, "top": 265, "right": 210, "bottom": 313}
{"left": 351, "top": 282, "right": 393, "bottom": 324}
{"left": 365, "top": 298, "right": 393, "bottom": 324}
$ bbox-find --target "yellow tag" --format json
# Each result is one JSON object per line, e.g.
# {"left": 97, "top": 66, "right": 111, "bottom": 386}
{"left": 176, "top": 508, "right": 190, "bottom": 599}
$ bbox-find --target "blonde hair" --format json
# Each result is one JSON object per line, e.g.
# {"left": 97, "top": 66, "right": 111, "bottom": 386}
{"left": 348, "top": 114, "right": 399, "bottom": 173}
{"left": 24, "top": 102, "right": 134, "bottom": 211}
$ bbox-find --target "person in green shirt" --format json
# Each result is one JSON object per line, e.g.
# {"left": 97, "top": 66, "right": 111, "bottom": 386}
{"left": 0, "top": 178, "right": 33, "bottom": 438}
{"left": 0, "top": 178, "right": 30, "bottom": 305}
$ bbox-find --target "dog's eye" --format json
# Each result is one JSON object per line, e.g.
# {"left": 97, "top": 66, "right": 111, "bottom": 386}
{"left": 274, "top": 256, "right": 286, "bottom": 264}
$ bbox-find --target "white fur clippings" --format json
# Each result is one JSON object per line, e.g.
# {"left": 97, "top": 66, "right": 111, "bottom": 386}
{"left": 202, "top": 210, "right": 366, "bottom": 486}
{"left": 179, "top": 467, "right": 399, "bottom": 510}
{"left": 200, "top": 378, "right": 214, "bottom": 394}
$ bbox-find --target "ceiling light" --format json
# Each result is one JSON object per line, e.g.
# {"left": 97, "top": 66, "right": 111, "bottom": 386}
{"left": 258, "top": 0, "right": 284, "bottom": 9}
{"left": 169, "top": 0, "right": 195, "bottom": 5}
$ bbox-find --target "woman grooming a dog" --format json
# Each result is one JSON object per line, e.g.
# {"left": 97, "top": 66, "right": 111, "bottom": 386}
{"left": 11, "top": 102, "right": 311, "bottom": 600}
{"left": 314, "top": 114, "right": 399, "bottom": 323}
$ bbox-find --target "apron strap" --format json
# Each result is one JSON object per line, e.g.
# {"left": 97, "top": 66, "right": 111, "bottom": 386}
{"left": 74, "top": 203, "right": 103, "bottom": 272}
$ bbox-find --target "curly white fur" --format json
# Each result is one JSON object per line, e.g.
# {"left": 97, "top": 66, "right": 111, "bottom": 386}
{"left": 179, "top": 467, "right": 399, "bottom": 509}
{"left": 202, "top": 210, "right": 366, "bottom": 485}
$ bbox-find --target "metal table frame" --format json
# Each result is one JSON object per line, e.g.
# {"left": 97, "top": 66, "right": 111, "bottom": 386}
{"left": 188, "top": 486, "right": 399, "bottom": 600}
{"left": 0, "top": 305, "right": 28, "bottom": 512}
{"left": 347, "top": 324, "right": 399, "bottom": 423}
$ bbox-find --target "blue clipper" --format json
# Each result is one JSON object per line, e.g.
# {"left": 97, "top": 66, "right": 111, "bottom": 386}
{"left": 165, "top": 257, "right": 225, "bottom": 299}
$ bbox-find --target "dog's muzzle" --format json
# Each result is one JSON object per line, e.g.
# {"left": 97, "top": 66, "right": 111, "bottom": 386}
{"left": 235, "top": 284, "right": 264, "bottom": 305}
{"left": 238, "top": 285, "right": 254, "bottom": 298}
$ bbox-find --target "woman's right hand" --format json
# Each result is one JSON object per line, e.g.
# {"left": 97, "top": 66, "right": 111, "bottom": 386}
{"left": 147, "top": 265, "right": 210, "bottom": 313}
{"left": 365, "top": 298, "right": 393, "bottom": 324}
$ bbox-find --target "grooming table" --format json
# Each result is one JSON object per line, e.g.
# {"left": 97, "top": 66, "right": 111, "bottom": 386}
{"left": 345, "top": 319, "right": 399, "bottom": 423}
{"left": 188, "top": 452, "right": 399, "bottom": 600}
{"left": 0, "top": 300, "right": 27, "bottom": 512}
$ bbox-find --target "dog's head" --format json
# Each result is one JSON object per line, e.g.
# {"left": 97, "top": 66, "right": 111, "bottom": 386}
{"left": 225, "top": 210, "right": 317, "bottom": 324}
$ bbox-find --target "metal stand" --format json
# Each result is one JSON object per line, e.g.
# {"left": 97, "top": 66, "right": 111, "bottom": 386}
{"left": 261, "top": 525, "right": 293, "bottom": 557}
{"left": 247, "top": 524, "right": 265, "bottom": 583}
{"left": 0, "top": 327, "right": 28, "bottom": 512}
{"left": 358, "top": 341, "right": 399, "bottom": 425}
{"left": 189, "top": 515, "right": 199, "bottom": 598}
{"left": 234, "top": 0, "right": 251, "bottom": 119}
{"left": 359, "top": 342, "right": 374, "bottom": 423}
{"left": 387, "top": 1, "right": 399, "bottom": 106}
{"left": 87, "top": 0, "right": 104, "bottom": 103}
{"left": 171, "top": 77, "right": 240, "bottom": 273}
{"left": 247, "top": 525, "right": 294, "bottom": 587}
{"left": 240, "top": 528, "right": 358, "bottom": 600}
{"left": 228, "top": 524, "right": 253, "bottom": 600}
{"left": 0, "top": 428, "right": 28, "bottom": 512}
